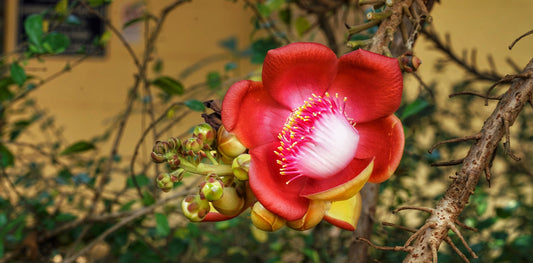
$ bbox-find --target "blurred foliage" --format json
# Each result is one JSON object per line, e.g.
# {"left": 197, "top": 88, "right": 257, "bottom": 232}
{"left": 0, "top": 0, "right": 532, "bottom": 263}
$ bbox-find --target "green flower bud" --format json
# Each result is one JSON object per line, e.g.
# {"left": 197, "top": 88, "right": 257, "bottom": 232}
{"left": 217, "top": 125, "right": 247, "bottom": 160}
{"left": 151, "top": 151, "right": 166, "bottom": 163}
{"left": 183, "top": 137, "right": 203, "bottom": 154}
{"left": 199, "top": 174, "right": 224, "bottom": 201}
{"left": 153, "top": 140, "right": 170, "bottom": 155}
{"left": 212, "top": 186, "right": 244, "bottom": 216}
{"left": 156, "top": 173, "right": 174, "bottom": 192}
{"left": 167, "top": 154, "right": 181, "bottom": 170}
{"left": 232, "top": 154, "right": 250, "bottom": 181}
{"left": 193, "top": 123, "right": 215, "bottom": 147}
{"left": 217, "top": 174, "right": 234, "bottom": 187}
{"left": 251, "top": 202, "right": 286, "bottom": 232}
{"left": 181, "top": 194, "right": 210, "bottom": 222}
{"left": 167, "top": 137, "right": 181, "bottom": 151}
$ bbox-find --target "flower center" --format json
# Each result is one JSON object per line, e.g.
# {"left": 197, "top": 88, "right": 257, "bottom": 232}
{"left": 275, "top": 93, "right": 359, "bottom": 184}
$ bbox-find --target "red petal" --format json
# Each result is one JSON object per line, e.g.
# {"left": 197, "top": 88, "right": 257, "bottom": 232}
{"left": 355, "top": 115, "right": 404, "bottom": 183}
{"left": 203, "top": 211, "right": 240, "bottom": 222}
{"left": 299, "top": 157, "right": 373, "bottom": 200}
{"left": 262, "top": 42, "right": 338, "bottom": 109}
{"left": 328, "top": 49, "right": 403, "bottom": 123}
{"left": 249, "top": 142, "right": 309, "bottom": 221}
{"left": 222, "top": 80, "right": 291, "bottom": 148}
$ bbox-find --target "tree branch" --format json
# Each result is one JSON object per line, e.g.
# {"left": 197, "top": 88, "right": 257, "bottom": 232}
{"left": 403, "top": 59, "right": 533, "bottom": 262}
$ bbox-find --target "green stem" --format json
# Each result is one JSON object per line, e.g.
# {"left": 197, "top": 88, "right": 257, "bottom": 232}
{"left": 178, "top": 156, "right": 233, "bottom": 176}
{"left": 205, "top": 151, "right": 219, "bottom": 165}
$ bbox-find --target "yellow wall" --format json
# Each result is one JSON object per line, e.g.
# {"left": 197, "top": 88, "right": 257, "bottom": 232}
{"left": 4, "top": 0, "right": 254, "bottom": 155}
{"left": 3, "top": 0, "right": 533, "bottom": 156}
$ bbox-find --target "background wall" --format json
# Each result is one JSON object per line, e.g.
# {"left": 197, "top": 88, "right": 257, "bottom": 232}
{"left": 3, "top": 0, "right": 533, "bottom": 162}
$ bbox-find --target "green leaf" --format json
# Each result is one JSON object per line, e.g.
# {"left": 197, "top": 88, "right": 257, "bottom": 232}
{"left": 279, "top": 8, "right": 292, "bottom": 25}
{"left": 42, "top": 32, "right": 70, "bottom": 54}
{"left": 400, "top": 99, "right": 430, "bottom": 120}
{"left": 119, "top": 200, "right": 136, "bottom": 212}
{"left": 302, "top": 248, "right": 320, "bottom": 263}
{"left": 98, "top": 31, "right": 112, "bottom": 47}
{"left": 88, "top": 0, "right": 105, "bottom": 7}
{"left": 142, "top": 190, "right": 155, "bottom": 206}
{"left": 0, "top": 144, "right": 14, "bottom": 168}
{"left": 155, "top": 213, "right": 170, "bottom": 237}
{"left": 55, "top": 213, "right": 77, "bottom": 222}
{"left": 184, "top": 99, "right": 205, "bottom": 112}
{"left": 266, "top": 0, "right": 284, "bottom": 11}
{"left": 256, "top": 3, "right": 271, "bottom": 17}
{"left": 54, "top": 0, "right": 69, "bottom": 15}
{"left": 152, "top": 76, "right": 184, "bottom": 96}
{"left": 126, "top": 174, "right": 151, "bottom": 188}
{"left": 123, "top": 16, "right": 148, "bottom": 29}
{"left": 250, "top": 38, "right": 278, "bottom": 64}
{"left": 225, "top": 62, "right": 237, "bottom": 71}
{"left": 10, "top": 63, "right": 27, "bottom": 87}
{"left": 295, "top": 16, "right": 311, "bottom": 36}
{"left": 0, "top": 214, "right": 7, "bottom": 227}
{"left": 60, "top": 141, "right": 96, "bottom": 155}
{"left": 206, "top": 71, "right": 222, "bottom": 90}
{"left": 152, "top": 59, "right": 163, "bottom": 74}
{"left": 24, "top": 14, "right": 44, "bottom": 49}
{"left": 0, "top": 239, "right": 3, "bottom": 259}
{"left": 219, "top": 37, "right": 237, "bottom": 51}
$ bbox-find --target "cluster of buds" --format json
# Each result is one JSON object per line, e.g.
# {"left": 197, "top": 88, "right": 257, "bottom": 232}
{"left": 150, "top": 123, "right": 254, "bottom": 222}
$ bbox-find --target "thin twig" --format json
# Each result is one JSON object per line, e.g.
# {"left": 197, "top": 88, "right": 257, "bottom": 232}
{"left": 62, "top": 187, "right": 195, "bottom": 263}
{"left": 428, "top": 133, "right": 481, "bottom": 153}
{"left": 508, "top": 29, "right": 533, "bottom": 50}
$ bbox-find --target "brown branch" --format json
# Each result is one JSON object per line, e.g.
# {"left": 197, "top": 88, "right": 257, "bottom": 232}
{"left": 428, "top": 133, "right": 481, "bottom": 153}
{"left": 430, "top": 158, "right": 465, "bottom": 167}
{"left": 508, "top": 29, "right": 533, "bottom": 50}
{"left": 421, "top": 29, "right": 502, "bottom": 82}
{"left": 402, "top": 58, "right": 533, "bottom": 262}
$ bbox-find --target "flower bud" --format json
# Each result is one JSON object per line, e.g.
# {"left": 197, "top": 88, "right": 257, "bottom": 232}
{"left": 167, "top": 154, "right": 181, "bottom": 170}
{"left": 151, "top": 151, "right": 166, "bottom": 163}
{"left": 217, "top": 174, "right": 234, "bottom": 187}
{"left": 181, "top": 194, "right": 211, "bottom": 222}
{"left": 287, "top": 200, "right": 329, "bottom": 231}
{"left": 199, "top": 174, "right": 224, "bottom": 201}
{"left": 167, "top": 137, "right": 181, "bottom": 151}
{"left": 211, "top": 186, "right": 244, "bottom": 216}
{"left": 183, "top": 137, "right": 203, "bottom": 154}
{"left": 398, "top": 51, "right": 422, "bottom": 73}
{"left": 156, "top": 173, "right": 174, "bottom": 192}
{"left": 152, "top": 140, "right": 170, "bottom": 155}
{"left": 232, "top": 154, "right": 250, "bottom": 181}
{"left": 217, "top": 125, "right": 247, "bottom": 159}
{"left": 193, "top": 123, "right": 215, "bottom": 147}
{"left": 155, "top": 169, "right": 184, "bottom": 192}
{"left": 151, "top": 141, "right": 170, "bottom": 163}
{"left": 251, "top": 202, "right": 286, "bottom": 232}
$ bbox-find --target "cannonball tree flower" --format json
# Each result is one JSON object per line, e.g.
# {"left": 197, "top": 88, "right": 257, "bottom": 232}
{"left": 221, "top": 42, "right": 404, "bottom": 230}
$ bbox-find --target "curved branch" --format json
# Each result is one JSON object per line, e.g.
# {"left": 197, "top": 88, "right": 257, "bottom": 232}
{"left": 403, "top": 59, "right": 533, "bottom": 262}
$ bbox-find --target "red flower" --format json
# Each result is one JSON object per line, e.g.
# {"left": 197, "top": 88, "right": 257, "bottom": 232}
{"left": 222, "top": 42, "right": 404, "bottom": 230}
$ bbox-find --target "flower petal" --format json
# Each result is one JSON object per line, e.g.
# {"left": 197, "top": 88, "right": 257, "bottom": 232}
{"left": 262, "top": 42, "right": 338, "bottom": 109}
{"left": 249, "top": 142, "right": 309, "bottom": 221}
{"left": 355, "top": 115, "right": 404, "bottom": 183}
{"left": 328, "top": 49, "right": 403, "bottom": 123}
{"left": 286, "top": 199, "right": 329, "bottom": 231}
{"left": 202, "top": 204, "right": 245, "bottom": 222}
{"left": 222, "top": 80, "right": 291, "bottom": 148}
{"left": 300, "top": 158, "right": 373, "bottom": 201}
{"left": 324, "top": 192, "right": 362, "bottom": 231}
